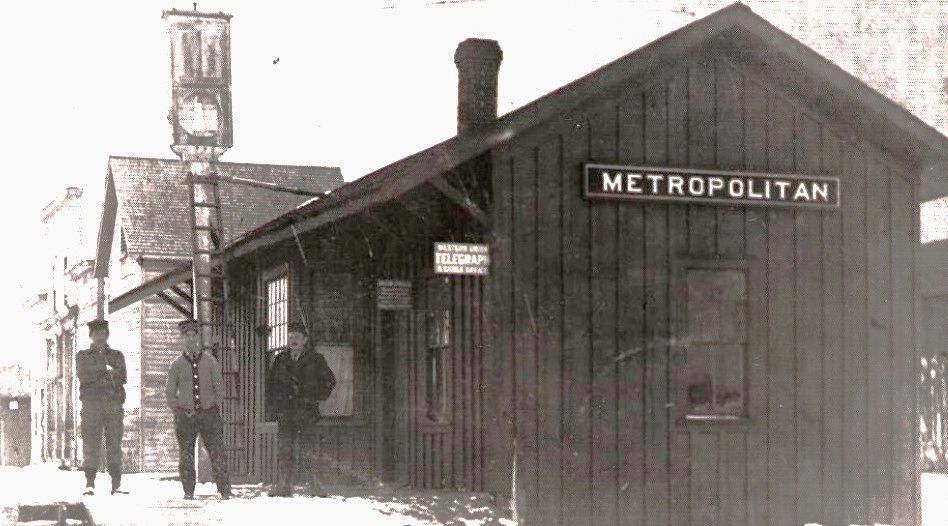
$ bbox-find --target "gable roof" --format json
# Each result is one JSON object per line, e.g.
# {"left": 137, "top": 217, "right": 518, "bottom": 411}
{"left": 225, "top": 2, "right": 948, "bottom": 259}
{"left": 109, "top": 3, "right": 948, "bottom": 312}
{"left": 94, "top": 156, "right": 342, "bottom": 278}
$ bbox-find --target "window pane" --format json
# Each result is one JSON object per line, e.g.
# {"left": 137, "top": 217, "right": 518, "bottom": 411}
{"left": 687, "top": 269, "right": 746, "bottom": 343}
{"left": 317, "top": 344, "right": 354, "bottom": 417}
{"left": 683, "top": 267, "right": 747, "bottom": 417}
{"left": 266, "top": 275, "right": 288, "bottom": 351}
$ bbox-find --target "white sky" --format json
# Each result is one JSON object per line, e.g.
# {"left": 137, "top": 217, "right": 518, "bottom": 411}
{"left": 3, "top": 0, "right": 947, "bottom": 359}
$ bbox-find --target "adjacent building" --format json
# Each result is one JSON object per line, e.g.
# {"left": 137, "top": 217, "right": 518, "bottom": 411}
{"left": 33, "top": 159, "right": 342, "bottom": 474}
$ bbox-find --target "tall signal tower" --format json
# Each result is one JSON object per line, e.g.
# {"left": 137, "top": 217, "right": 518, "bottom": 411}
{"left": 163, "top": 7, "right": 233, "bottom": 354}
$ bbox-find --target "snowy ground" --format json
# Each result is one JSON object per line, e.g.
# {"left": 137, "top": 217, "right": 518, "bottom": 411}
{"left": 0, "top": 465, "right": 517, "bottom": 526}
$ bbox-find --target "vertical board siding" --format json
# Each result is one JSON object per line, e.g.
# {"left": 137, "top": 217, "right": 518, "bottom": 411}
{"left": 535, "top": 136, "right": 564, "bottom": 526}
{"left": 492, "top": 52, "right": 918, "bottom": 526}
{"left": 716, "top": 60, "right": 749, "bottom": 526}
{"left": 743, "top": 77, "right": 770, "bottom": 526}
{"left": 820, "top": 130, "right": 845, "bottom": 526}
{"left": 890, "top": 172, "right": 917, "bottom": 525}
{"left": 511, "top": 147, "right": 539, "bottom": 513}
{"left": 616, "top": 91, "right": 646, "bottom": 526}
{"left": 767, "top": 95, "right": 797, "bottom": 526}
{"left": 561, "top": 115, "right": 594, "bottom": 526}
{"left": 589, "top": 103, "right": 620, "bottom": 526}
{"left": 794, "top": 113, "right": 824, "bottom": 526}
{"left": 645, "top": 71, "right": 672, "bottom": 526}
{"left": 866, "top": 159, "right": 894, "bottom": 522}
{"left": 842, "top": 143, "right": 870, "bottom": 524}
{"left": 487, "top": 148, "right": 515, "bottom": 494}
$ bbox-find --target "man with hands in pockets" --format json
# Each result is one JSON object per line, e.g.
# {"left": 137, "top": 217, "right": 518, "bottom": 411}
{"left": 165, "top": 318, "right": 232, "bottom": 500}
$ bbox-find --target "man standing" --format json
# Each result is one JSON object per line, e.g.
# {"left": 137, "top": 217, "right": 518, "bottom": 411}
{"left": 267, "top": 321, "right": 336, "bottom": 497}
{"left": 165, "top": 318, "right": 232, "bottom": 500}
{"left": 75, "top": 318, "right": 126, "bottom": 496}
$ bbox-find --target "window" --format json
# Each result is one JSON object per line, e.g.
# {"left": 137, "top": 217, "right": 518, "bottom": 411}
{"left": 674, "top": 261, "right": 748, "bottom": 420}
{"left": 264, "top": 270, "right": 289, "bottom": 354}
{"left": 317, "top": 344, "right": 354, "bottom": 417}
{"left": 425, "top": 309, "right": 450, "bottom": 421}
{"left": 262, "top": 266, "right": 289, "bottom": 422}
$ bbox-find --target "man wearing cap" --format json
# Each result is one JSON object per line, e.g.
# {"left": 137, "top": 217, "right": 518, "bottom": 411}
{"left": 76, "top": 318, "right": 127, "bottom": 496}
{"left": 165, "top": 318, "right": 232, "bottom": 500}
{"left": 266, "top": 321, "right": 336, "bottom": 497}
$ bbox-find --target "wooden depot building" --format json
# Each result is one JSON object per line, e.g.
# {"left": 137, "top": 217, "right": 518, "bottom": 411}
{"left": 112, "top": 4, "right": 948, "bottom": 526}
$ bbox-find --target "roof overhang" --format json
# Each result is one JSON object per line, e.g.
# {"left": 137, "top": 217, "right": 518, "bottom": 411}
{"left": 108, "top": 262, "right": 194, "bottom": 314}
{"left": 109, "top": 3, "right": 948, "bottom": 313}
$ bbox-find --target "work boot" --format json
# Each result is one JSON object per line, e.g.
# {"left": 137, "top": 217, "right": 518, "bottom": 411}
{"left": 268, "top": 484, "right": 292, "bottom": 497}
{"left": 218, "top": 484, "right": 232, "bottom": 500}
{"left": 307, "top": 476, "right": 327, "bottom": 498}
{"left": 83, "top": 470, "right": 96, "bottom": 496}
{"left": 110, "top": 474, "right": 126, "bottom": 495}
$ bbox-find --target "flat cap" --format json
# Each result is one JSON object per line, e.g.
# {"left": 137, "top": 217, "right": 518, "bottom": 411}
{"left": 178, "top": 318, "right": 200, "bottom": 334}
{"left": 86, "top": 319, "right": 109, "bottom": 331}
{"left": 287, "top": 321, "right": 308, "bottom": 334}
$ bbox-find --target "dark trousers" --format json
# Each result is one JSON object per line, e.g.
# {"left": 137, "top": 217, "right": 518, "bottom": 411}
{"left": 276, "top": 417, "right": 320, "bottom": 486}
{"left": 80, "top": 398, "right": 123, "bottom": 485}
{"left": 174, "top": 408, "right": 229, "bottom": 494}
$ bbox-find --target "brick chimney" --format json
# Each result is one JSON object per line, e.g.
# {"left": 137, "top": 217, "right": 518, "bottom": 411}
{"left": 454, "top": 38, "right": 503, "bottom": 134}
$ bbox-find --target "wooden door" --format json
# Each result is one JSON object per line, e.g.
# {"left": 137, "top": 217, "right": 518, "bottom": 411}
{"left": 379, "top": 309, "right": 409, "bottom": 484}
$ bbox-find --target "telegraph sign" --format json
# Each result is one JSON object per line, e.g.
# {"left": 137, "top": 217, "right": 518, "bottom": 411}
{"left": 434, "top": 242, "right": 490, "bottom": 276}
{"left": 583, "top": 164, "right": 839, "bottom": 209}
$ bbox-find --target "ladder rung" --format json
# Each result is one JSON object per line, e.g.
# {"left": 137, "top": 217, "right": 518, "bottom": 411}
{"left": 192, "top": 202, "right": 222, "bottom": 208}
{"left": 189, "top": 175, "right": 221, "bottom": 183}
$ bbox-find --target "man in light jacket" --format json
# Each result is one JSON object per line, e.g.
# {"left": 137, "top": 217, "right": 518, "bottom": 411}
{"left": 165, "top": 318, "right": 231, "bottom": 499}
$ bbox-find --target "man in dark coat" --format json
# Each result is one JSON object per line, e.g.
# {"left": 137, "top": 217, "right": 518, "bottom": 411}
{"left": 165, "top": 318, "right": 232, "bottom": 500}
{"left": 75, "top": 318, "right": 127, "bottom": 495}
{"left": 266, "top": 321, "right": 336, "bottom": 497}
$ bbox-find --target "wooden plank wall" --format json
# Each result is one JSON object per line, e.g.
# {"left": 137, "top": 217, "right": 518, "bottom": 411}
{"left": 360, "top": 200, "right": 489, "bottom": 491}
{"left": 138, "top": 265, "right": 187, "bottom": 474}
{"left": 226, "top": 208, "right": 492, "bottom": 490}
{"left": 108, "top": 259, "right": 146, "bottom": 473}
{"left": 490, "top": 51, "right": 919, "bottom": 526}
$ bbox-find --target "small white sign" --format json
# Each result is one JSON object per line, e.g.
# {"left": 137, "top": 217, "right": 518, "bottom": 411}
{"left": 434, "top": 242, "right": 490, "bottom": 276}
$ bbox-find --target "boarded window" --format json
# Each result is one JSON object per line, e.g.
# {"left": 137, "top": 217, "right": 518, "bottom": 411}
{"left": 675, "top": 263, "right": 748, "bottom": 420}
{"left": 317, "top": 344, "right": 354, "bottom": 417}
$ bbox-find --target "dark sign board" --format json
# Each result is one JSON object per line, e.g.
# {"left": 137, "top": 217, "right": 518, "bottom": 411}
{"left": 583, "top": 164, "right": 839, "bottom": 208}
{"left": 434, "top": 242, "right": 490, "bottom": 276}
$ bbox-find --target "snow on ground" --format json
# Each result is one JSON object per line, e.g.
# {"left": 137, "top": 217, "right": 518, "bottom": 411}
{"left": 0, "top": 465, "right": 517, "bottom": 526}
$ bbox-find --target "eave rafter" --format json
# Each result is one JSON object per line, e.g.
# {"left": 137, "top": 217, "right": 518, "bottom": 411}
{"left": 428, "top": 175, "right": 491, "bottom": 228}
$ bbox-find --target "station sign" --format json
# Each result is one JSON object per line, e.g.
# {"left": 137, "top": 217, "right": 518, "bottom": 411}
{"left": 583, "top": 164, "right": 839, "bottom": 209}
{"left": 434, "top": 242, "right": 490, "bottom": 276}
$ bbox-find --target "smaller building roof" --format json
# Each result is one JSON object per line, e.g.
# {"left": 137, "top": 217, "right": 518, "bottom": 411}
{"left": 94, "top": 156, "right": 342, "bottom": 278}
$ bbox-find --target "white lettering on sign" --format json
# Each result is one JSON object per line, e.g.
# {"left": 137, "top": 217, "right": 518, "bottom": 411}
{"left": 584, "top": 164, "right": 839, "bottom": 209}
{"left": 433, "top": 242, "right": 490, "bottom": 276}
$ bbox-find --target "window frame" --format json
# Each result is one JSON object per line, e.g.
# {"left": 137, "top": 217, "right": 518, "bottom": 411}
{"left": 424, "top": 308, "right": 450, "bottom": 423}
{"left": 671, "top": 258, "right": 750, "bottom": 424}
{"left": 261, "top": 263, "right": 290, "bottom": 422}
